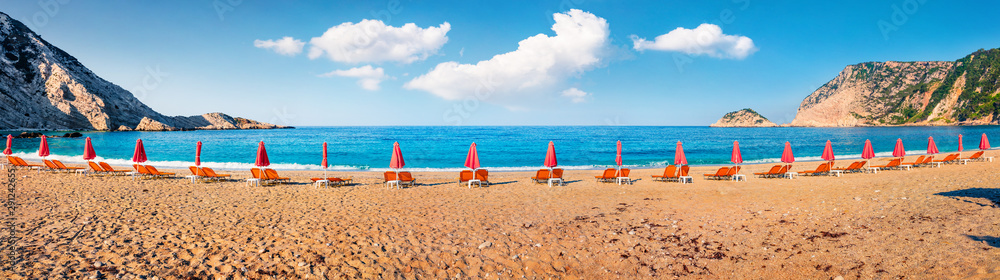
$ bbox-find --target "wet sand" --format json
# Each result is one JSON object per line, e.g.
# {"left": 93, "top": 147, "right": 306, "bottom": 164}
{"left": 3, "top": 155, "right": 1000, "bottom": 279}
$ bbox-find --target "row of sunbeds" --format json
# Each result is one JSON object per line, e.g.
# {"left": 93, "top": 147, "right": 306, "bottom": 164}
{"left": 749, "top": 151, "right": 989, "bottom": 178}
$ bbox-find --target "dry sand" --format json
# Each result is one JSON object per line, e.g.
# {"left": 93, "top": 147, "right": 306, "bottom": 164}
{"left": 2, "top": 155, "right": 1000, "bottom": 279}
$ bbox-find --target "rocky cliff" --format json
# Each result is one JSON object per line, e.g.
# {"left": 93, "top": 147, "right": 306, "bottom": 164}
{"left": 790, "top": 48, "right": 1000, "bottom": 126}
{"left": 710, "top": 108, "right": 777, "bottom": 127}
{"left": 0, "top": 11, "right": 289, "bottom": 131}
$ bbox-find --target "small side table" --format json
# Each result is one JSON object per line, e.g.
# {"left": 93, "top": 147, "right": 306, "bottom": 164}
{"left": 548, "top": 178, "right": 563, "bottom": 187}
{"left": 467, "top": 179, "right": 481, "bottom": 188}
{"left": 186, "top": 175, "right": 201, "bottom": 183}
{"left": 731, "top": 174, "right": 746, "bottom": 182}
{"left": 246, "top": 178, "right": 261, "bottom": 187}
{"left": 678, "top": 176, "right": 693, "bottom": 184}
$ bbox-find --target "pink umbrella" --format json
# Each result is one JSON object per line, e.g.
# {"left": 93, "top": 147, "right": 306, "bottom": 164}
{"left": 674, "top": 141, "right": 687, "bottom": 166}
{"left": 464, "top": 142, "right": 480, "bottom": 170}
{"left": 544, "top": 141, "right": 558, "bottom": 169}
{"left": 731, "top": 141, "right": 743, "bottom": 177}
{"left": 132, "top": 139, "right": 147, "bottom": 163}
{"left": 82, "top": 137, "right": 96, "bottom": 161}
{"left": 780, "top": 141, "right": 794, "bottom": 165}
{"left": 321, "top": 142, "right": 328, "bottom": 178}
{"left": 38, "top": 135, "right": 50, "bottom": 158}
{"left": 861, "top": 139, "right": 875, "bottom": 169}
{"left": 254, "top": 141, "right": 269, "bottom": 167}
{"left": 195, "top": 141, "right": 202, "bottom": 166}
{"left": 615, "top": 140, "right": 622, "bottom": 168}
{"left": 980, "top": 133, "right": 991, "bottom": 150}
{"left": 926, "top": 136, "right": 939, "bottom": 155}
{"left": 390, "top": 141, "right": 405, "bottom": 171}
{"left": 821, "top": 140, "right": 835, "bottom": 162}
{"left": 892, "top": 138, "right": 905, "bottom": 158}
{"left": 957, "top": 134, "right": 964, "bottom": 159}
{"left": 3, "top": 134, "right": 12, "bottom": 156}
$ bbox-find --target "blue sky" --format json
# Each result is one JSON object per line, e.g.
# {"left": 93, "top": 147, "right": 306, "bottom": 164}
{"left": 3, "top": 0, "right": 999, "bottom": 126}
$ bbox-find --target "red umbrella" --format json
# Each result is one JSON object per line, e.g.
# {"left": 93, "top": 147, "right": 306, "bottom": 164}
{"left": 980, "top": 133, "right": 991, "bottom": 150}
{"left": 731, "top": 141, "right": 743, "bottom": 164}
{"left": 322, "top": 142, "right": 328, "bottom": 178}
{"left": 674, "top": 141, "right": 687, "bottom": 166}
{"left": 195, "top": 141, "right": 202, "bottom": 166}
{"left": 892, "top": 138, "right": 905, "bottom": 158}
{"left": 132, "top": 139, "right": 147, "bottom": 163}
{"left": 861, "top": 139, "right": 875, "bottom": 169}
{"left": 780, "top": 141, "right": 794, "bottom": 164}
{"left": 926, "top": 136, "right": 939, "bottom": 155}
{"left": 83, "top": 137, "right": 96, "bottom": 161}
{"left": 38, "top": 135, "right": 50, "bottom": 158}
{"left": 615, "top": 140, "right": 622, "bottom": 168}
{"left": 464, "top": 142, "right": 480, "bottom": 170}
{"left": 254, "top": 141, "right": 269, "bottom": 167}
{"left": 958, "top": 134, "right": 964, "bottom": 152}
{"left": 544, "top": 141, "right": 558, "bottom": 169}
{"left": 3, "top": 134, "right": 12, "bottom": 155}
{"left": 389, "top": 141, "right": 405, "bottom": 170}
{"left": 821, "top": 140, "right": 835, "bottom": 166}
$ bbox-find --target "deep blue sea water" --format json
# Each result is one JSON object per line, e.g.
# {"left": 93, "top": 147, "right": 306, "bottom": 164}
{"left": 3, "top": 126, "right": 998, "bottom": 171}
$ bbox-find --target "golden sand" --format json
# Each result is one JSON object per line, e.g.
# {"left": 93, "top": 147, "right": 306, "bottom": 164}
{"left": 2, "top": 155, "right": 1000, "bottom": 279}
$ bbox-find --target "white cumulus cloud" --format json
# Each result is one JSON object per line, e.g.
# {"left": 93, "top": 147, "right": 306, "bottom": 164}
{"left": 307, "top": 20, "right": 450, "bottom": 64}
{"left": 253, "top": 37, "right": 305, "bottom": 56}
{"left": 560, "top": 88, "right": 589, "bottom": 103}
{"left": 631, "top": 23, "right": 757, "bottom": 59}
{"left": 405, "top": 9, "right": 610, "bottom": 106}
{"left": 319, "top": 65, "right": 388, "bottom": 91}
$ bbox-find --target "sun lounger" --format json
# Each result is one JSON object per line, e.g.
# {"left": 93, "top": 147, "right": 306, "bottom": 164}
{"left": 202, "top": 168, "right": 230, "bottom": 180}
{"left": 264, "top": 169, "right": 290, "bottom": 183}
{"left": 531, "top": 169, "right": 550, "bottom": 184}
{"left": 10, "top": 157, "right": 43, "bottom": 172}
{"left": 398, "top": 171, "right": 416, "bottom": 187}
{"left": 99, "top": 162, "right": 130, "bottom": 175}
{"left": 134, "top": 165, "right": 154, "bottom": 179}
{"left": 459, "top": 170, "right": 475, "bottom": 185}
{"left": 475, "top": 169, "right": 489, "bottom": 186}
{"left": 870, "top": 158, "right": 901, "bottom": 172}
{"left": 931, "top": 154, "right": 959, "bottom": 166}
{"left": 704, "top": 167, "right": 730, "bottom": 180}
{"left": 145, "top": 166, "right": 176, "bottom": 178}
{"left": 595, "top": 168, "right": 616, "bottom": 183}
{"left": 310, "top": 176, "right": 351, "bottom": 187}
{"left": 651, "top": 165, "right": 677, "bottom": 182}
{"left": 960, "top": 151, "right": 987, "bottom": 164}
{"left": 43, "top": 160, "right": 63, "bottom": 172}
{"left": 797, "top": 162, "right": 831, "bottom": 176}
{"left": 754, "top": 165, "right": 783, "bottom": 178}
{"left": 901, "top": 156, "right": 924, "bottom": 167}
{"left": 88, "top": 162, "right": 111, "bottom": 176}
{"left": 551, "top": 169, "right": 564, "bottom": 186}
{"left": 52, "top": 160, "right": 85, "bottom": 173}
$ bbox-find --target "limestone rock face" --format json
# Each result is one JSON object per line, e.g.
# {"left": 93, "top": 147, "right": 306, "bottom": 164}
{"left": 0, "top": 12, "right": 291, "bottom": 131}
{"left": 134, "top": 117, "right": 177, "bottom": 131}
{"left": 710, "top": 109, "right": 777, "bottom": 127}
{"left": 789, "top": 48, "right": 1000, "bottom": 126}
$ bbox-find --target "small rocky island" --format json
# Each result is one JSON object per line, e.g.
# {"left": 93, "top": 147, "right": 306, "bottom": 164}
{"left": 710, "top": 108, "right": 778, "bottom": 127}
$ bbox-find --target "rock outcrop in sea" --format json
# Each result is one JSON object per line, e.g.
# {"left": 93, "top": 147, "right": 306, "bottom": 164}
{"left": 710, "top": 109, "right": 777, "bottom": 127}
{"left": 0, "top": 11, "right": 289, "bottom": 131}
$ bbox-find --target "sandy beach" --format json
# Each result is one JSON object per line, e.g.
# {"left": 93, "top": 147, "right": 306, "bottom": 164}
{"left": 3, "top": 156, "right": 1000, "bottom": 279}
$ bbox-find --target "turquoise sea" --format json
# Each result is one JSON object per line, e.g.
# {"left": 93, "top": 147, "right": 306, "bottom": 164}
{"left": 2, "top": 126, "right": 997, "bottom": 171}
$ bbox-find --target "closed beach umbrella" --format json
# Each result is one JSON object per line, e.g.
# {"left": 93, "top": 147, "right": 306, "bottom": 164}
{"left": 731, "top": 141, "right": 742, "bottom": 176}
{"left": 980, "top": 133, "right": 991, "bottom": 150}
{"left": 254, "top": 141, "right": 269, "bottom": 167}
{"left": 821, "top": 140, "right": 835, "bottom": 164}
{"left": 321, "top": 142, "right": 328, "bottom": 178}
{"left": 4, "top": 134, "right": 12, "bottom": 156}
{"left": 892, "top": 138, "right": 905, "bottom": 158}
{"left": 389, "top": 141, "right": 405, "bottom": 174}
{"left": 132, "top": 139, "right": 147, "bottom": 163}
{"left": 862, "top": 139, "right": 875, "bottom": 169}
{"left": 926, "top": 136, "right": 939, "bottom": 155}
{"left": 615, "top": 140, "right": 622, "bottom": 169}
{"left": 82, "top": 137, "right": 96, "bottom": 161}
{"left": 781, "top": 141, "right": 795, "bottom": 165}
{"left": 544, "top": 141, "right": 558, "bottom": 170}
{"left": 464, "top": 142, "right": 480, "bottom": 171}
{"left": 674, "top": 141, "right": 687, "bottom": 166}
{"left": 958, "top": 134, "right": 964, "bottom": 152}
{"left": 195, "top": 141, "right": 202, "bottom": 167}
{"left": 38, "top": 135, "right": 50, "bottom": 158}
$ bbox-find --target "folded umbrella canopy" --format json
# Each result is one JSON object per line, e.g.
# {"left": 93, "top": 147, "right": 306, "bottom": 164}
{"left": 464, "top": 142, "right": 480, "bottom": 171}
{"left": 322, "top": 142, "right": 328, "bottom": 178}
{"left": 731, "top": 141, "right": 743, "bottom": 178}
{"left": 544, "top": 141, "right": 558, "bottom": 170}
{"left": 38, "top": 135, "right": 50, "bottom": 158}
{"left": 821, "top": 140, "right": 835, "bottom": 163}
{"left": 980, "top": 133, "right": 991, "bottom": 150}
{"left": 781, "top": 141, "right": 795, "bottom": 166}
{"left": 195, "top": 141, "right": 202, "bottom": 167}
{"left": 615, "top": 140, "right": 622, "bottom": 170}
{"left": 132, "top": 139, "right": 147, "bottom": 164}
{"left": 3, "top": 134, "right": 12, "bottom": 156}
{"left": 674, "top": 141, "right": 687, "bottom": 166}
{"left": 926, "top": 136, "right": 939, "bottom": 155}
{"left": 957, "top": 134, "right": 964, "bottom": 158}
{"left": 862, "top": 139, "right": 875, "bottom": 169}
{"left": 255, "top": 141, "right": 269, "bottom": 168}
{"left": 83, "top": 137, "right": 96, "bottom": 161}
{"left": 892, "top": 138, "right": 905, "bottom": 159}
